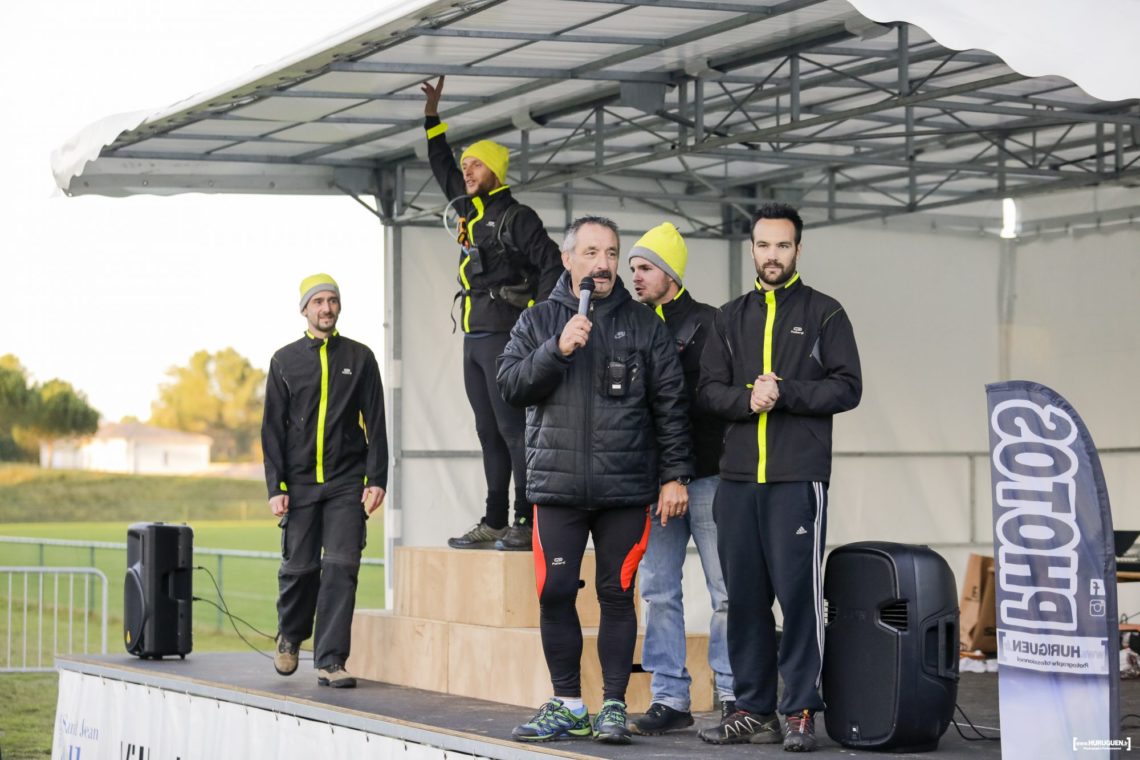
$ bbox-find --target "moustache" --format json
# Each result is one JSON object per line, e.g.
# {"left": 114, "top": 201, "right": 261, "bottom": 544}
{"left": 589, "top": 270, "right": 613, "bottom": 280}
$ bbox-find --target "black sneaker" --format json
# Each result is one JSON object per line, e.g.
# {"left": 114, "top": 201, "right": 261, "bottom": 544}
{"left": 783, "top": 709, "right": 816, "bottom": 752}
{"left": 720, "top": 699, "right": 737, "bottom": 721}
{"left": 593, "top": 699, "right": 632, "bottom": 744}
{"left": 697, "top": 708, "right": 781, "bottom": 745}
{"left": 631, "top": 702, "right": 694, "bottom": 735}
{"left": 447, "top": 520, "right": 507, "bottom": 549}
{"left": 273, "top": 634, "right": 299, "bottom": 676}
{"left": 495, "top": 523, "right": 533, "bottom": 551}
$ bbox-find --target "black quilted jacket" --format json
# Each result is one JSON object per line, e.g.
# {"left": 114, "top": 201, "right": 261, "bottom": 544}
{"left": 496, "top": 272, "right": 693, "bottom": 508}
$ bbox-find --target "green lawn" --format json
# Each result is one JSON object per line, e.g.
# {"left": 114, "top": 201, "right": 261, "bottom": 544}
{"left": 0, "top": 463, "right": 266, "bottom": 523}
{"left": 0, "top": 463, "right": 388, "bottom": 758}
{"left": 0, "top": 519, "right": 387, "bottom": 650}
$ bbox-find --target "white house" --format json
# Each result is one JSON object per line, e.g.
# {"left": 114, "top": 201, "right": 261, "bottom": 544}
{"left": 42, "top": 422, "right": 212, "bottom": 475}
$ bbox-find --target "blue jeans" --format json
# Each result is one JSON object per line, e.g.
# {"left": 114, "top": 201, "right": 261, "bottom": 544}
{"left": 639, "top": 476, "right": 734, "bottom": 710}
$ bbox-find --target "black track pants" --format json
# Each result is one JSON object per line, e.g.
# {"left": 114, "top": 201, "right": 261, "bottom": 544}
{"left": 714, "top": 480, "right": 827, "bottom": 716}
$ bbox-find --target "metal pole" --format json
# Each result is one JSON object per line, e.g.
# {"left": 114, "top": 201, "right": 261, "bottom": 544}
{"left": 694, "top": 77, "right": 705, "bottom": 144}
{"left": 790, "top": 55, "right": 800, "bottom": 122}
{"left": 595, "top": 107, "right": 604, "bottom": 167}
{"left": 101, "top": 572, "right": 108, "bottom": 654}
{"left": 827, "top": 169, "right": 836, "bottom": 222}
{"left": 678, "top": 79, "right": 689, "bottom": 145}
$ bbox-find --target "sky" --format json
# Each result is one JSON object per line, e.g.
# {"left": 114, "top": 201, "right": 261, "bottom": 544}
{"left": 2, "top": 1, "right": 396, "bottom": 422}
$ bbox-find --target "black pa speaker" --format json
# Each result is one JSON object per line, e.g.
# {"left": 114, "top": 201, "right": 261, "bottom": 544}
{"left": 822, "top": 541, "right": 958, "bottom": 752}
{"left": 124, "top": 522, "right": 193, "bottom": 658}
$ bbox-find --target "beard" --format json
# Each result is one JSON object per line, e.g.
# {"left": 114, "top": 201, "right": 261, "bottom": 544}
{"left": 310, "top": 313, "right": 338, "bottom": 333}
{"left": 757, "top": 261, "right": 796, "bottom": 287}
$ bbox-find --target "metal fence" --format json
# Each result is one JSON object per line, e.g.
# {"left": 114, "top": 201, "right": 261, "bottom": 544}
{"left": 0, "top": 536, "right": 386, "bottom": 636}
{"left": 0, "top": 566, "right": 108, "bottom": 673}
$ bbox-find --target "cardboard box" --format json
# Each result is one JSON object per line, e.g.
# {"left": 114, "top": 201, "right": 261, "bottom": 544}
{"left": 959, "top": 554, "right": 997, "bottom": 654}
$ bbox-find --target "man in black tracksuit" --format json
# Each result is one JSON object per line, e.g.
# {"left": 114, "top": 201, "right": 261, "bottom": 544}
{"left": 497, "top": 216, "right": 693, "bottom": 744}
{"left": 263, "top": 273, "right": 388, "bottom": 689}
{"left": 422, "top": 76, "right": 563, "bottom": 551}
{"left": 697, "top": 203, "right": 861, "bottom": 752}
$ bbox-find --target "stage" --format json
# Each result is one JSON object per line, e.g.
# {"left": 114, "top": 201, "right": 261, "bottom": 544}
{"left": 55, "top": 652, "right": 1140, "bottom": 758}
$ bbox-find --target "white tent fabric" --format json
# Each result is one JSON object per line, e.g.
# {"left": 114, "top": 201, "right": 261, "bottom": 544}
{"left": 50, "top": 0, "right": 446, "bottom": 196}
{"left": 848, "top": 0, "right": 1140, "bottom": 102}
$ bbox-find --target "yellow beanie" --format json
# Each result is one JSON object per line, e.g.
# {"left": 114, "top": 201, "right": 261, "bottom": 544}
{"left": 629, "top": 222, "right": 688, "bottom": 286}
{"left": 460, "top": 140, "right": 510, "bottom": 185}
{"left": 299, "top": 273, "right": 339, "bottom": 311}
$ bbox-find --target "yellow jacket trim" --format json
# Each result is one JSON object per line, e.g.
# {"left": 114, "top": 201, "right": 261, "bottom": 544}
{"left": 426, "top": 122, "right": 448, "bottom": 140}
{"left": 316, "top": 338, "right": 330, "bottom": 483}
{"left": 757, "top": 288, "right": 777, "bottom": 483}
{"left": 458, "top": 195, "right": 490, "bottom": 333}
{"left": 751, "top": 273, "right": 798, "bottom": 483}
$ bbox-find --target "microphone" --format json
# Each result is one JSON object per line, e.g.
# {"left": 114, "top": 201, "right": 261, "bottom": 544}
{"left": 578, "top": 277, "right": 595, "bottom": 316}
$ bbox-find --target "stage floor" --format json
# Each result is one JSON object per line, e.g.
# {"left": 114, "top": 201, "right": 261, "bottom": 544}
{"left": 58, "top": 653, "right": 1140, "bottom": 758}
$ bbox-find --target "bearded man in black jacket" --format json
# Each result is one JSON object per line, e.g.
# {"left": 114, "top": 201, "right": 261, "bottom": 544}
{"left": 422, "top": 76, "right": 563, "bottom": 551}
{"left": 697, "top": 203, "right": 862, "bottom": 753}
{"left": 497, "top": 216, "right": 693, "bottom": 745}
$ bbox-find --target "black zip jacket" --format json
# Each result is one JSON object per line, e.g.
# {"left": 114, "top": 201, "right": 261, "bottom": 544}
{"left": 650, "top": 289, "right": 725, "bottom": 479}
{"left": 262, "top": 331, "right": 388, "bottom": 502}
{"left": 698, "top": 275, "right": 861, "bottom": 484}
{"left": 425, "top": 116, "right": 563, "bottom": 333}
{"left": 497, "top": 272, "right": 693, "bottom": 508}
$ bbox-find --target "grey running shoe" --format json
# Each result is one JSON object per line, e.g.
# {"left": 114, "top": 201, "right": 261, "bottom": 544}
{"left": 447, "top": 521, "right": 507, "bottom": 549}
{"left": 495, "top": 523, "right": 533, "bottom": 551}
{"left": 698, "top": 709, "right": 781, "bottom": 745}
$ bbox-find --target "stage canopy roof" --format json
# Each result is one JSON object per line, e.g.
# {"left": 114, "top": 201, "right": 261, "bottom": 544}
{"left": 53, "top": 0, "right": 1140, "bottom": 232}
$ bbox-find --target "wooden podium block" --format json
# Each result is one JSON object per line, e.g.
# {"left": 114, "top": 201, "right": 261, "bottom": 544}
{"left": 351, "top": 609, "right": 712, "bottom": 714}
{"left": 394, "top": 546, "right": 601, "bottom": 628}
{"left": 347, "top": 610, "right": 448, "bottom": 693}
{"left": 445, "top": 623, "right": 711, "bottom": 714}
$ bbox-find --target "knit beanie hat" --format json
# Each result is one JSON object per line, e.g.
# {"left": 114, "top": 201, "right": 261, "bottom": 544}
{"left": 299, "top": 273, "right": 340, "bottom": 311}
{"left": 460, "top": 140, "right": 510, "bottom": 185}
{"left": 629, "top": 222, "right": 688, "bottom": 286}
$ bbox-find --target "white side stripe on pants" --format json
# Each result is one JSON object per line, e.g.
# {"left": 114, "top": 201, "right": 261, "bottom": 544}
{"left": 812, "top": 480, "right": 826, "bottom": 690}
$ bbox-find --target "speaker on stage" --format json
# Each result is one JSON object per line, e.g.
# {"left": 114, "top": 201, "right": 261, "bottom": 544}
{"left": 822, "top": 541, "right": 958, "bottom": 752}
{"left": 124, "top": 522, "right": 194, "bottom": 659}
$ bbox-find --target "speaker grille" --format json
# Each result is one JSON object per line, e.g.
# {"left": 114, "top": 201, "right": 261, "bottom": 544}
{"left": 879, "top": 600, "right": 909, "bottom": 631}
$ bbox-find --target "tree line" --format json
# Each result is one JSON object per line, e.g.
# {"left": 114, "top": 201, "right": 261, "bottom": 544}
{"left": 1, "top": 349, "right": 266, "bottom": 463}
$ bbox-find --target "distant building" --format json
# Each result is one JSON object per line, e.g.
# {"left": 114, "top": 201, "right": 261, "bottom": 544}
{"left": 42, "top": 422, "right": 212, "bottom": 475}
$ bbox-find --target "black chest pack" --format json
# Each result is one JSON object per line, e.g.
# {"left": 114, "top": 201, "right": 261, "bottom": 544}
{"left": 460, "top": 204, "right": 535, "bottom": 309}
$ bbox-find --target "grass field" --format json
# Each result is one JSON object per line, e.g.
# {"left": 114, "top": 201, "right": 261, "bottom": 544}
{"left": 0, "top": 463, "right": 388, "bottom": 758}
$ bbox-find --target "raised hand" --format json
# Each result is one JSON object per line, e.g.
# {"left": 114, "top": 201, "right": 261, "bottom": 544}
{"left": 421, "top": 76, "right": 445, "bottom": 116}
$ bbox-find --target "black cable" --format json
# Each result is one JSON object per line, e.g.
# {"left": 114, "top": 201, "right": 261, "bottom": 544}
{"left": 191, "top": 565, "right": 312, "bottom": 662}
{"left": 950, "top": 703, "right": 1000, "bottom": 741}
{"left": 193, "top": 565, "right": 275, "bottom": 640}
{"left": 192, "top": 597, "right": 274, "bottom": 660}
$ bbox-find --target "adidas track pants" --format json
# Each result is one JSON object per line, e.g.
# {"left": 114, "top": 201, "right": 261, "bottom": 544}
{"left": 713, "top": 479, "right": 827, "bottom": 716}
